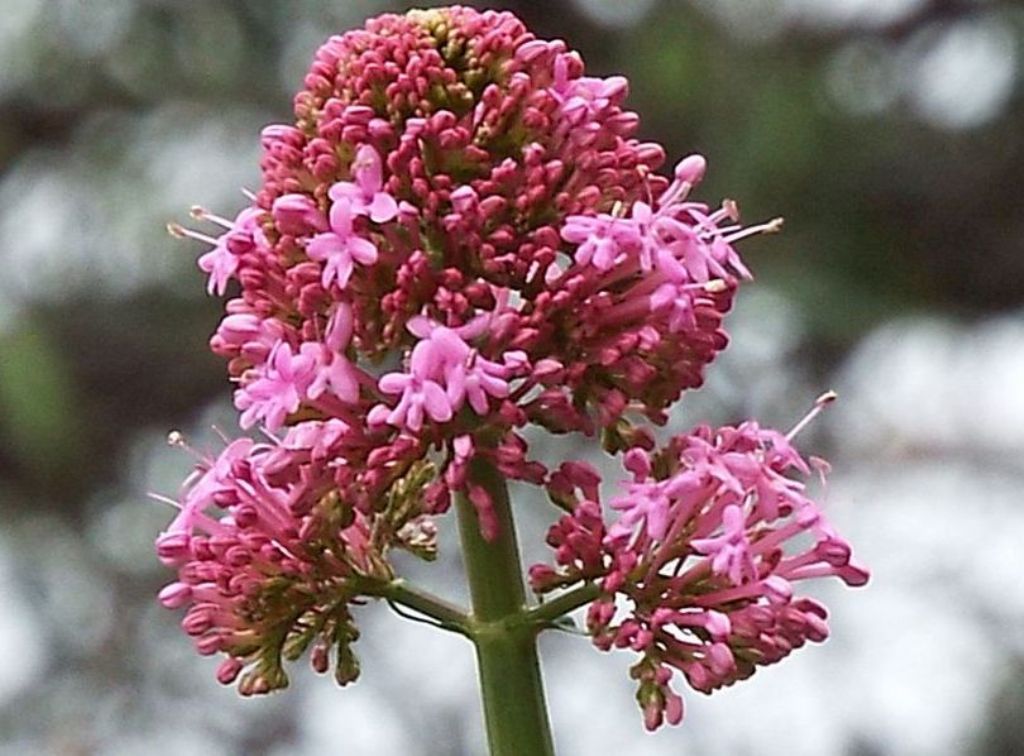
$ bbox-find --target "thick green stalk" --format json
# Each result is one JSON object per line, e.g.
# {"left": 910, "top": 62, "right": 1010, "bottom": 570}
{"left": 456, "top": 458, "right": 556, "bottom": 756}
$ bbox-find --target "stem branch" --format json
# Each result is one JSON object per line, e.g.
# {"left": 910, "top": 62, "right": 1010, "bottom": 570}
{"left": 356, "top": 577, "right": 471, "bottom": 636}
{"left": 521, "top": 582, "right": 603, "bottom": 629}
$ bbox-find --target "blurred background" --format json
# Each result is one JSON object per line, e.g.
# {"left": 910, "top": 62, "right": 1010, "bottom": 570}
{"left": 0, "top": 0, "right": 1021, "bottom": 753}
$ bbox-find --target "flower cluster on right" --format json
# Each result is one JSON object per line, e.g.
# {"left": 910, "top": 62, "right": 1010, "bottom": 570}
{"left": 531, "top": 420, "right": 868, "bottom": 729}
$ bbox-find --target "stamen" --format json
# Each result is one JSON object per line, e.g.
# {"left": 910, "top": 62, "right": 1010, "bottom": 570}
{"left": 190, "top": 206, "right": 234, "bottom": 229}
{"left": 167, "top": 222, "right": 218, "bottom": 245}
{"left": 673, "top": 280, "right": 730, "bottom": 293}
{"left": 723, "top": 217, "right": 784, "bottom": 244}
{"left": 241, "top": 187, "right": 257, "bottom": 201}
{"left": 657, "top": 180, "right": 692, "bottom": 210}
{"left": 147, "top": 492, "right": 182, "bottom": 509}
{"left": 167, "top": 429, "right": 205, "bottom": 461}
{"left": 786, "top": 390, "right": 837, "bottom": 441}
{"left": 611, "top": 200, "right": 626, "bottom": 218}
{"left": 258, "top": 427, "right": 283, "bottom": 444}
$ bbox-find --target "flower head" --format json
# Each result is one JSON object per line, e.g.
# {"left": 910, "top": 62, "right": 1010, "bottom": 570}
{"left": 160, "top": 7, "right": 863, "bottom": 724}
{"left": 531, "top": 420, "right": 867, "bottom": 728}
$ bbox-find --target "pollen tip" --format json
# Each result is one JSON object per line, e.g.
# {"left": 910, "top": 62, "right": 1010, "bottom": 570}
{"left": 816, "top": 390, "right": 838, "bottom": 406}
{"left": 167, "top": 222, "right": 186, "bottom": 238}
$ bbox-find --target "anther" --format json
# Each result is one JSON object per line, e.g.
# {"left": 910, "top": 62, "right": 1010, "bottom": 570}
{"left": 703, "top": 279, "right": 729, "bottom": 293}
{"left": 167, "top": 222, "right": 218, "bottom": 245}
{"left": 786, "top": 390, "right": 838, "bottom": 441}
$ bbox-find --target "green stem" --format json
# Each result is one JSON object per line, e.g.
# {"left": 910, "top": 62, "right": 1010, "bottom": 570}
{"left": 356, "top": 577, "right": 471, "bottom": 636}
{"left": 456, "top": 458, "right": 556, "bottom": 756}
{"left": 520, "top": 582, "right": 602, "bottom": 629}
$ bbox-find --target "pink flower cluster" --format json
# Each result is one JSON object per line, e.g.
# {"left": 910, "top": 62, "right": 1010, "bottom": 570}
{"left": 158, "top": 5, "right": 864, "bottom": 722}
{"left": 531, "top": 421, "right": 867, "bottom": 729}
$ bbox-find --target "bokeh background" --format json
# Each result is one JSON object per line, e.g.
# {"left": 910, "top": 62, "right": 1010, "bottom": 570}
{"left": 0, "top": 0, "right": 1022, "bottom": 754}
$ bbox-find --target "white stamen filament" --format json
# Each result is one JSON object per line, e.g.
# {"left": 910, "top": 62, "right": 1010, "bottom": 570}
{"left": 167, "top": 222, "right": 218, "bottom": 245}
{"left": 723, "top": 217, "right": 784, "bottom": 244}
{"left": 190, "top": 206, "right": 234, "bottom": 229}
{"left": 148, "top": 492, "right": 181, "bottom": 509}
{"left": 786, "top": 390, "right": 838, "bottom": 441}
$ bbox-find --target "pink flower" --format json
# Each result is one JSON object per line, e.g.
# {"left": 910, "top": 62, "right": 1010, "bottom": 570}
{"left": 373, "top": 372, "right": 453, "bottom": 432}
{"left": 306, "top": 199, "right": 379, "bottom": 289}
{"left": 180, "top": 206, "right": 266, "bottom": 296}
{"left": 446, "top": 353, "right": 514, "bottom": 415}
{"left": 307, "top": 304, "right": 361, "bottom": 404}
{"left": 561, "top": 213, "right": 641, "bottom": 271}
{"left": 328, "top": 145, "right": 399, "bottom": 223}
{"left": 198, "top": 243, "right": 239, "bottom": 297}
{"left": 234, "top": 341, "right": 317, "bottom": 430}
{"left": 691, "top": 504, "right": 756, "bottom": 585}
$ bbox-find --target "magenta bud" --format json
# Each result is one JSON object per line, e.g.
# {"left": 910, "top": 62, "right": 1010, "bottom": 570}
{"left": 272, "top": 193, "right": 326, "bottom": 235}
{"left": 673, "top": 154, "right": 707, "bottom": 186}
{"left": 158, "top": 582, "right": 192, "bottom": 609}
{"left": 216, "top": 658, "right": 244, "bottom": 685}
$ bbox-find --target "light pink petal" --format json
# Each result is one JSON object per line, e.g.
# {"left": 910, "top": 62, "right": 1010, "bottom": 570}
{"left": 453, "top": 434, "right": 474, "bottom": 459}
{"left": 466, "top": 383, "right": 489, "bottom": 415}
{"left": 406, "top": 315, "right": 435, "bottom": 339}
{"left": 478, "top": 372, "right": 508, "bottom": 398}
{"left": 367, "top": 403, "right": 391, "bottom": 426}
{"left": 328, "top": 360, "right": 360, "bottom": 403}
{"left": 328, "top": 255, "right": 354, "bottom": 289}
{"left": 329, "top": 199, "right": 355, "bottom": 237}
{"left": 368, "top": 192, "right": 399, "bottom": 223}
{"left": 432, "top": 328, "right": 471, "bottom": 364}
{"left": 306, "top": 232, "right": 340, "bottom": 263}
{"left": 328, "top": 181, "right": 361, "bottom": 205}
{"left": 445, "top": 364, "right": 467, "bottom": 407}
{"left": 646, "top": 499, "right": 669, "bottom": 541}
{"left": 410, "top": 339, "right": 441, "bottom": 378}
{"left": 346, "top": 235, "right": 378, "bottom": 266}
{"left": 422, "top": 381, "right": 453, "bottom": 423}
{"left": 325, "top": 303, "right": 354, "bottom": 351}
{"left": 378, "top": 372, "right": 411, "bottom": 395}
{"left": 405, "top": 398, "right": 424, "bottom": 432}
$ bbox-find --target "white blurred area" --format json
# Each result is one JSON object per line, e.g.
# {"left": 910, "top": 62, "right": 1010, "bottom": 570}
{"left": 0, "top": 1, "right": 1021, "bottom": 754}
